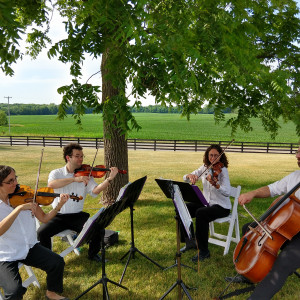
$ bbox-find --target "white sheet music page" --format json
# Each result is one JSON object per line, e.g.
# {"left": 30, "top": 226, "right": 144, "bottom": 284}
{"left": 173, "top": 185, "right": 193, "bottom": 239}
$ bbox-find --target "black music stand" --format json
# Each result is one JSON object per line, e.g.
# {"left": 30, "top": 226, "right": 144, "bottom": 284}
{"left": 74, "top": 201, "right": 128, "bottom": 300}
{"left": 155, "top": 178, "right": 209, "bottom": 206}
{"left": 156, "top": 179, "right": 201, "bottom": 271}
{"left": 158, "top": 181, "right": 196, "bottom": 300}
{"left": 119, "top": 176, "right": 164, "bottom": 284}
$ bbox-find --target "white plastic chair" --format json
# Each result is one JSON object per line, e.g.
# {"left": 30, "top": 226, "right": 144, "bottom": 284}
{"left": 35, "top": 218, "right": 80, "bottom": 258}
{"left": 53, "top": 229, "right": 80, "bottom": 257}
{"left": 0, "top": 264, "right": 40, "bottom": 300}
{"left": 208, "top": 185, "right": 241, "bottom": 255}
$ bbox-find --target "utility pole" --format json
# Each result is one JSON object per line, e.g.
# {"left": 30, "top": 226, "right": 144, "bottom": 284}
{"left": 4, "top": 96, "right": 11, "bottom": 134}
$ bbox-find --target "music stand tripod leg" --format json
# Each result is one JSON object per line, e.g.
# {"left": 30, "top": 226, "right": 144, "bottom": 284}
{"left": 160, "top": 215, "right": 195, "bottom": 300}
{"left": 75, "top": 231, "right": 128, "bottom": 300}
{"left": 119, "top": 204, "right": 164, "bottom": 284}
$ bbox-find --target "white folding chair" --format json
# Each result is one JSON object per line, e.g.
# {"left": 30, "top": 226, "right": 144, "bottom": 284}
{"left": 0, "top": 264, "right": 40, "bottom": 300}
{"left": 36, "top": 218, "right": 80, "bottom": 258}
{"left": 53, "top": 229, "right": 80, "bottom": 257}
{"left": 208, "top": 185, "right": 241, "bottom": 255}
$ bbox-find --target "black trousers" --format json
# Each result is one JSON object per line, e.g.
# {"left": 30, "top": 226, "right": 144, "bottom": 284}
{"left": 37, "top": 212, "right": 102, "bottom": 258}
{"left": 183, "top": 202, "right": 230, "bottom": 252}
{"left": 0, "top": 243, "right": 64, "bottom": 300}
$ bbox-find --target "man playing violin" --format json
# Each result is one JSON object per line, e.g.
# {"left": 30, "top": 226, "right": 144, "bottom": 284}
{"left": 37, "top": 143, "right": 118, "bottom": 263}
{"left": 0, "top": 165, "right": 70, "bottom": 300}
{"left": 182, "top": 144, "right": 231, "bottom": 262}
{"left": 226, "top": 146, "right": 300, "bottom": 299}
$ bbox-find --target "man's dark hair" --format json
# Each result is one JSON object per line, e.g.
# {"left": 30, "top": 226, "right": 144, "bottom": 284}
{"left": 63, "top": 143, "right": 83, "bottom": 163}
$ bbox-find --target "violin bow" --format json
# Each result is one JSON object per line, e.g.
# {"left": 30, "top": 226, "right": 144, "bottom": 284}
{"left": 31, "top": 148, "right": 44, "bottom": 215}
{"left": 197, "top": 139, "right": 235, "bottom": 179}
{"left": 88, "top": 147, "right": 99, "bottom": 179}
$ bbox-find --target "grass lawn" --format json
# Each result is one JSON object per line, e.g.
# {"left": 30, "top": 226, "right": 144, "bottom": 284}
{"left": 0, "top": 146, "right": 299, "bottom": 299}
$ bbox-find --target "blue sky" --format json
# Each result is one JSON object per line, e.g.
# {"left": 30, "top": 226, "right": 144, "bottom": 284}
{"left": 1, "top": 2, "right": 299, "bottom": 106}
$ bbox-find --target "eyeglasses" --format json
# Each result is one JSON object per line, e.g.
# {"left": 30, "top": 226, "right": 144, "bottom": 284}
{"left": 70, "top": 155, "right": 85, "bottom": 159}
{"left": 2, "top": 176, "right": 18, "bottom": 185}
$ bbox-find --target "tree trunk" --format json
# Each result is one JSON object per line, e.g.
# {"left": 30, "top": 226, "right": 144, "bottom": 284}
{"left": 100, "top": 48, "right": 129, "bottom": 205}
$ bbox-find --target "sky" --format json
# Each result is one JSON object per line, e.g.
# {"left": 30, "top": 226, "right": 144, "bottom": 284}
{"left": 1, "top": 2, "right": 299, "bottom": 107}
{"left": 0, "top": 11, "right": 155, "bottom": 107}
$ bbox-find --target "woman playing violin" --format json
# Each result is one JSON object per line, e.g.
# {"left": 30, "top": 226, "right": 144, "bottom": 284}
{"left": 0, "top": 165, "right": 70, "bottom": 300}
{"left": 182, "top": 144, "right": 231, "bottom": 262}
{"left": 37, "top": 143, "right": 119, "bottom": 263}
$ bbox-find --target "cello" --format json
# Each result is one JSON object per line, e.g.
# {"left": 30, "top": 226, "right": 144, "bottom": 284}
{"left": 233, "top": 181, "right": 300, "bottom": 283}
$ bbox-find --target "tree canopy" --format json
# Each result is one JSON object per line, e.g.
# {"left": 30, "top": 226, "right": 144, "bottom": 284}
{"left": 0, "top": 0, "right": 299, "bottom": 137}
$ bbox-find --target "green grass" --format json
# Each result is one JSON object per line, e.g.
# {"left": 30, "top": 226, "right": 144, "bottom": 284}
{"left": 0, "top": 113, "right": 298, "bottom": 142}
{"left": 0, "top": 146, "right": 299, "bottom": 300}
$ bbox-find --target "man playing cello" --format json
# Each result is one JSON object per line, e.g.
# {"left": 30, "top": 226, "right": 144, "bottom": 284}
{"left": 227, "top": 146, "right": 300, "bottom": 299}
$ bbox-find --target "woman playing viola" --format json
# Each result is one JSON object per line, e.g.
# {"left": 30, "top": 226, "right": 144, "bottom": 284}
{"left": 0, "top": 165, "right": 70, "bottom": 300}
{"left": 182, "top": 144, "right": 231, "bottom": 262}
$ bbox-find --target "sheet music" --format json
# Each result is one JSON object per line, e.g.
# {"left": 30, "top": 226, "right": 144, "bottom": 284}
{"left": 74, "top": 207, "right": 105, "bottom": 247}
{"left": 173, "top": 185, "right": 193, "bottom": 239}
{"left": 115, "top": 182, "right": 131, "bottom": 202}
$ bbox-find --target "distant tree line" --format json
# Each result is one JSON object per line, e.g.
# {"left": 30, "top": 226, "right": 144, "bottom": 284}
{"left": 0, "top": 103, "right": 94, "bottom": 115}
{"left": 0, "top": 103, "right": 232, "bottom": 115}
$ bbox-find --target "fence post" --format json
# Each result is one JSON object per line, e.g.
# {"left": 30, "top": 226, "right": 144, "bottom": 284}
{"left": 267, "top": 143, "right": 269, "bottom": 153}
{"left": 60, "top": 137, "right": 62, "bottom": 148}
{"left": 195, "top": 141, "right": 197, "bottom": 152}
{"left": 134, "top": 139, "right": 136, "bottom": 150}
{"left": 43, "top": 137, "right": 45, "bottom": 147}
{"left": 174, "top": 140, "right": 176, "bottom": 151}
{"left": 10, "top": 136, "right": 12, "bottom": 146}
{"left": 241, "top": 142, "right": 244, "bottom": 152}
{"left": 154, "top": 140, "right": 156, "bottom": 151}
{"left": 27, "top": 136, "right": 29, "bottom": 146}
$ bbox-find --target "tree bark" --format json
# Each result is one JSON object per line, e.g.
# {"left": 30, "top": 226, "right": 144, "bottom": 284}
{"left": 101, "top": 47, "right": 129, "bottom": 205}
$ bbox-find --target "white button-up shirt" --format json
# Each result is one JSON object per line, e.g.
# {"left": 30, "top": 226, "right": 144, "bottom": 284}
{"left": 0, "top": 200, "right": 37, "bottom": 261}
{"left": 183, "top": 164, "right": 231, "bottom": 210}
{"left": 268, "top": 170, "right": 300, "bottom": 199}
{"left": 49, "top": 166, "right": 98, "bottom": 214}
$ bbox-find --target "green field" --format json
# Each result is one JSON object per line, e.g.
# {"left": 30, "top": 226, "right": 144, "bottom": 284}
{"left": 0, "top": 113, "right": 298, "bottom": 143}
{"left": 0, "top": 146, "right": 299, "bottom": 300}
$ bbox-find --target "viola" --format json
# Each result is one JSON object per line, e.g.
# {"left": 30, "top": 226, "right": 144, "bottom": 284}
{"left": 207, "top": 162, "right": 223, "bottom": 188}
{"left": 9, "top": 184, "right": 83, "bottom": 207}
{"left": 233, "top": 182, "right": 300, "bottom": 283}
{"left": 74, "top": 164, "right": 127, "bottom": 178}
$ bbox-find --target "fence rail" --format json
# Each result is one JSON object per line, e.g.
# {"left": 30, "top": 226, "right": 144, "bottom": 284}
{"left": 0, "top": 136, "right": 297, "bottom": 154}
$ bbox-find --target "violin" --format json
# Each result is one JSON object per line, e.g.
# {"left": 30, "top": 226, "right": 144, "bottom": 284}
{"left": 74, "top": 164, "right": 127, "bottom": 178}
{"left": 207, "top": 162, "right": 224, "bottom": 188}
{"left": 9, "top": 184, "right": 83, "bottom": 207}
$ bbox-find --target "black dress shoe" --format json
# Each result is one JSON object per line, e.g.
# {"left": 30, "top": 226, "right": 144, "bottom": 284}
{"left": 225, "top": 274, "right": 253, "bottom": 284}
{"left": 180, "top": 243, "right": 197, "bottom": 253}
{"left": 88, "top": 254, "right": 103, "bottom": 262}
{"left": 191, "top": 250, "right": 210, "bottom": 263}
{"left": 180, "top": 240, "right": 197, "bottom": 253}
